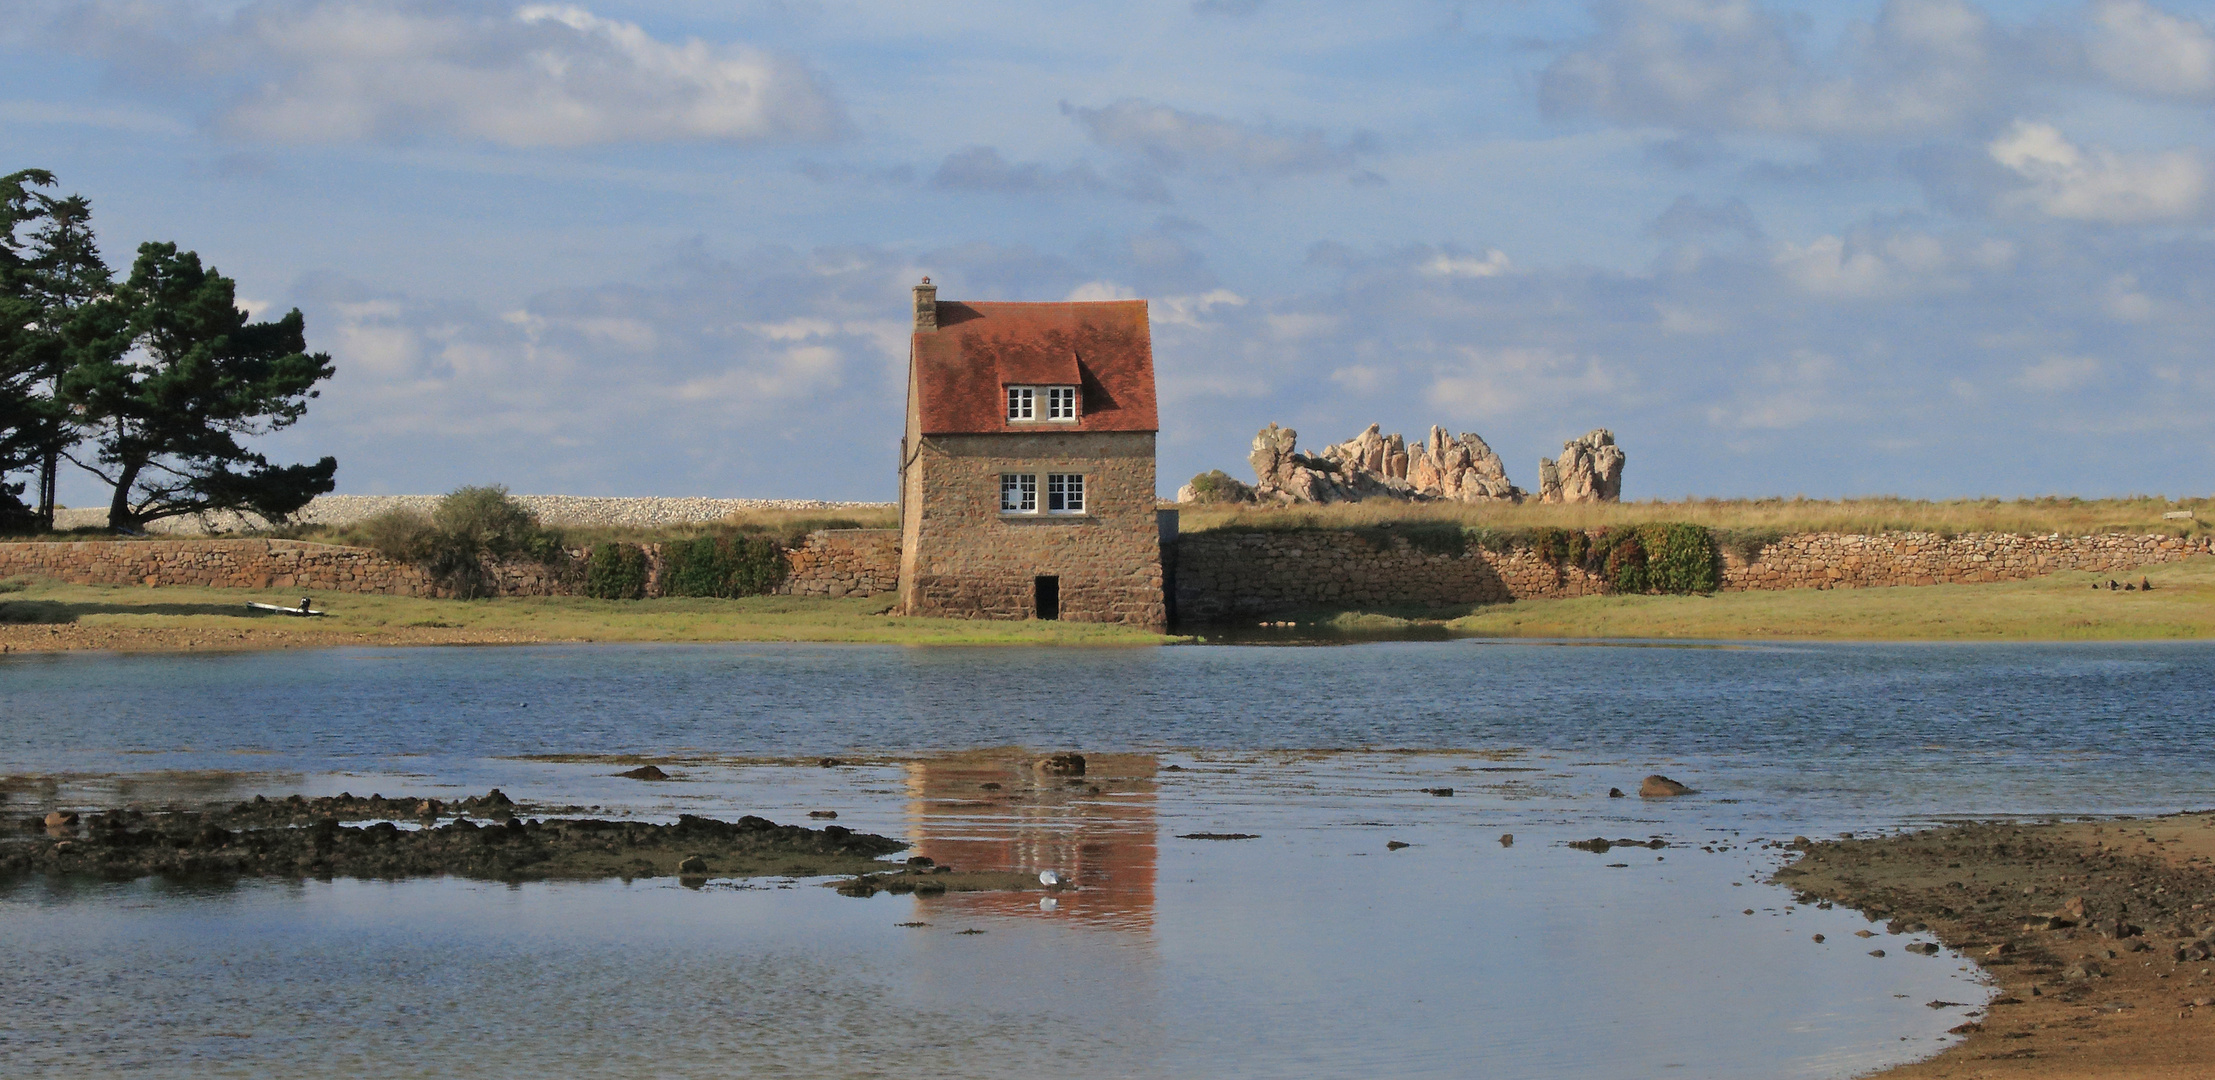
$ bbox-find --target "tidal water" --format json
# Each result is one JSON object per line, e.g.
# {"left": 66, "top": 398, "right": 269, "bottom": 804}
{"left": 5, "top": 639, "right": 2214, "bottom": 1078}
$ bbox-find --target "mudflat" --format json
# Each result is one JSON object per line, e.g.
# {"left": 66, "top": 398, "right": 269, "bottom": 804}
{"left": 1777, "top": 813, "right": 2215, "bottom": 1078}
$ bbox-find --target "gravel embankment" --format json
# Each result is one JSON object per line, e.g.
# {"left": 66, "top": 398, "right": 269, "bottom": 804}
{"left": 51, "top": 496, "right": 893, "bottom": 534}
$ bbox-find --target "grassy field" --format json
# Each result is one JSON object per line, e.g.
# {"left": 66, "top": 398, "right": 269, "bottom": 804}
{"left": 0, "top": 579, "right": 1174, "bottom": 651}
{"left": 1175, "top": 494, "right": 2212, "bottom": 540}
{"left": 1433, "top": 557, "right": 2215, "bottom": 641}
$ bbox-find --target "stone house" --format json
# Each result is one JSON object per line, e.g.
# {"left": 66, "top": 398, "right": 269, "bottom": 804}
{"left": 897, "top": 278, "right": 1167, "bottom": 629}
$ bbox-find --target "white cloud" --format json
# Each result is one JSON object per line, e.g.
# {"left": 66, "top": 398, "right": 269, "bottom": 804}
{"left": 1065, "top": 98, "right": 1374, "bottom": 178}
{"left": 1988, "top": 120, "right": 2206, "bottom": 223}
{"left": 1152, "top": 288, "right": 1247, "bottom": 328}
{"left": 1539, "top": 0, "right": 2009, "bottom": 137}
{"left": 1774, "top": 235, "right": 1894, "bottom": 296}
{"left": 1420, "top": 249, "right": 1512, "bottom": 278}
{"left": 1427, "top": 346, "right": 1619, "bottom": 419}
{"left": 2015, "top": 354, "right": 2101, "bottom": 391}
{"left": 2085, "top": 0, "right": 2215, "bottom": 98}
{"left": 1064, "top": 280, "right": 1140, "bottom": 302}
{"left": 68, "top": 0, "right": 844, "bottom": 147}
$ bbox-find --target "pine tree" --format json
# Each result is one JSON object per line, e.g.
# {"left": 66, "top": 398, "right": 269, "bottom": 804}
{"left": 62, "top": 242, "right": 336, "bottom": 531}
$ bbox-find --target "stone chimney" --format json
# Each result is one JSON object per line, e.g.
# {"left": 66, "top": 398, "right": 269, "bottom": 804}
{"left": 913, "top": 276, "right": 937, "bottom": 332}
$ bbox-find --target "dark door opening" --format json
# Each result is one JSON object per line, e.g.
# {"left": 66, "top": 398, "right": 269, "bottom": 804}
{"left": 1034, "top": 576, "right": 1060, "bottom": 620}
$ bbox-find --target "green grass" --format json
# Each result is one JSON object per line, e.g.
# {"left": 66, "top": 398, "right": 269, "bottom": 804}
{"left": 0, "top": 580, "right": 1176, "bottom": 647}
{"left": 1441, "top": 557, "right": 2215, "bottom": 641}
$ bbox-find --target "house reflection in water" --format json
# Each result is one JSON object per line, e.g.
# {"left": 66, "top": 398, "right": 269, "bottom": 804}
{"left": 899, "top": 752, "right": 1158, "bottom": 931}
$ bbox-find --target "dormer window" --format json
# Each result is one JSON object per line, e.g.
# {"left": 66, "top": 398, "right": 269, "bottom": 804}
{"left": 1007, "top": 385, "right": 1079, "bottom": 423}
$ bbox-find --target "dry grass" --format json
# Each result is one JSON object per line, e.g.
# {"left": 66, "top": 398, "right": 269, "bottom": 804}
{"left": 1172, "top": 495, "right": 2213, "bottom": 540}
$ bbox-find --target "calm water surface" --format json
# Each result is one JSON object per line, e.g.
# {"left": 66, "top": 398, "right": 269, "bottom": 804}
{"left": 4, "top": 639, "right": 2213, "bottom": 1079}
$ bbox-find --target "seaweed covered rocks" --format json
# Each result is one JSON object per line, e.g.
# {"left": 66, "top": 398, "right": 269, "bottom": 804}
{"left": 5, "top": 795, "right": 907, "bottom": 883}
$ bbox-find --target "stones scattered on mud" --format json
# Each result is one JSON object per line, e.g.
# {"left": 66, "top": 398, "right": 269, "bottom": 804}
{"left": 1638, "top": 775, "right": 1693, "bottom": 798}
{"left": 1566, "top": 837, "right": 1669, "bottom": 853}
{"left": 6, "top": 794, "right": 906, "bottom": 883}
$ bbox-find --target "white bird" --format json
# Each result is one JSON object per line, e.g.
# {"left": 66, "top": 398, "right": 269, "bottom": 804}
{"left": 1038, "top": 870, "right": 1061, "bottom": 887}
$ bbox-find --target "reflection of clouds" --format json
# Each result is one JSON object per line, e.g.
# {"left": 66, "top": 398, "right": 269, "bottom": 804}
{"left": 901, "top": 752, "right": 1158, "bottom": 932}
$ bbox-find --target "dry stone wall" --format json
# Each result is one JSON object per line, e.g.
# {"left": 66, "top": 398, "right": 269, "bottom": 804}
{"left": 1172, "top": 530, "right": 1609, "bottom": 621}
{"left": 775, "top": 530, "right": 900, "bottom": 598}
{"left": 0, "top": 530, "right": 906, "bottom": 600}
{"left": 1720, "top": 532, "right": 2212, "bottom": 590}
{"left": 1173, "top": 528, "right": 2213, "bottom": 621}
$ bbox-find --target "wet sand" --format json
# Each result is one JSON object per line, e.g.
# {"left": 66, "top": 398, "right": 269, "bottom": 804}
{"left": 1777, "top": 812, "right": 2215, "bottom": 1078}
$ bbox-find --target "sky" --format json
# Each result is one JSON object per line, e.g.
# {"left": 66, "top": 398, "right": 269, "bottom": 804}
{"left": 7, "top": 0, "right": 2215, "bottom": 503}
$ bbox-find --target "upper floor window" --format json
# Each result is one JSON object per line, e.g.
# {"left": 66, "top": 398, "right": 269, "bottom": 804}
{"left": 1007, "top": 385, "right": 1078, "bottom": 423}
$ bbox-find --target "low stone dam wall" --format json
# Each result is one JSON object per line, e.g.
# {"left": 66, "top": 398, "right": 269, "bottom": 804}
{"left": 0, "top": 529, "right": 904, "bottom": 600}
{"left": 1170, "top": 529, "right": 2214, "bottom": 622}
{"left": 5, "top": 529, "right": 2204, "bottom": 615}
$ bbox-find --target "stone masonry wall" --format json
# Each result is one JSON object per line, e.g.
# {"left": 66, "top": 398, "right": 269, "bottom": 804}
{"left": 0, "top": 530, "right": 906, "bottom": 600}
{"left": 1718, "top": 532, "right": 2212, "bottom": 590}
{"left": 775, "top": 529, "right": 900, "bottom": 598}
{"left": 1172, "top": 530, "right": 1608, "bottom": 621}
{"left": 900, "top": 432, "right": 1166, "bottom": 629}
{"left": 1173, "top": 528, "right": 2214, "bottom": 622}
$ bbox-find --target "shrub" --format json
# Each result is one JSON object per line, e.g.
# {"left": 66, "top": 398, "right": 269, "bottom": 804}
{"left": 585, "top": 542, "right": 648, "bottom": 600}
{"left": 360, "top": 487, "right": 571, "bottom": 597}
{"left": 1583, "top": 523, "right": 1718, "bottom": 594}
{"left": 1185, "top": 470, "right": 1256, "bottom": 504}
{"left": 1712, "top": 527, "right": 1785, "bottom": 565}
{"left": 661, "top": 534, "right": 788, "bottom": 598}
{"left": 1640, "top": 522, "right": 1720, "bottom": 594}
{"left": 357, "top": 507, "right": 437, "bottom": 562}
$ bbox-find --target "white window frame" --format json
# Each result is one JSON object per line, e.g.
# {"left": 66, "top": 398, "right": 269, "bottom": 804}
{"left": 1006, "top": 385, "right": 1078, "bottom": 423}
{"left": 1045, "top": 385, "right": 1078, "bottom": 422}
{"left": 1047, "top": 473, "right": 1086, "bottom": 515}
{"left": 1000, "top": 473, "right": 1037, "bottom": 514}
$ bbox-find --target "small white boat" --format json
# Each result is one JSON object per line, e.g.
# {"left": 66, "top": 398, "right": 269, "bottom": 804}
{"left": 245, "top": 601, "right": 327, "bottom": 617}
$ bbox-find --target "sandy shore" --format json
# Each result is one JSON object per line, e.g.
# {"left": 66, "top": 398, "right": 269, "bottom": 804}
{"left": 1778, "top": 813, "right": 2215, "bottom": 1078}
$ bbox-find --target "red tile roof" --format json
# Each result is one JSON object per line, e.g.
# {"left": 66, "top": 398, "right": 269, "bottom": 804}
{"left": 911, "top": 299, "right": 1158, "bottom": 435}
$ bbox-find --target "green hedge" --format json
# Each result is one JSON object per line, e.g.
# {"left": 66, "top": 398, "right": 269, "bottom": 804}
{"left": 1580, "top": 523, "right": 1718, "bottom": 595}
{"left": 660, "top": 535, "right": 788, "bottom": 598}
{"left": 585, "top": 542, "right": 648, "bottom": 600}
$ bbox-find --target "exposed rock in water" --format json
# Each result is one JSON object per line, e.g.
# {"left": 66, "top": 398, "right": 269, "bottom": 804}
{"left": 1639, "top": 775, "right": 1693, "bottom": 797}
{"left": 3, "top": 794, "right": 908, "bottom": 883}
{"left": 617, "top": 765, "right": 670, "bottom": 781}
{"left": 1036, "top": 753, "right": 1087, "bottom": 776}
{"left": 1538, "top": 430, "right": 1626, "bottom": 504}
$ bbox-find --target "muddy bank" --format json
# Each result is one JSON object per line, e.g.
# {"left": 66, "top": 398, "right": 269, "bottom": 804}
{"left": 5, "top": 791, "right": 914, "bottom": 883}
{"left": 1774, "top": 812, "right": 2215, "bottom": 1079}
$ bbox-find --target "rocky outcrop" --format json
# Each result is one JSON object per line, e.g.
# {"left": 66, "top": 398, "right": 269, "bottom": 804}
{"left": 1407, "top": 426, "right": 1522, "bottom": 502}
{"left": 1251, "top": 424, "right": 1370, "bottom": 504}
{"left": 1250, "top": 422, "right": 1522, "bottom": 504}
{"left": 1538, "top": 430, "right": 1625, "bottom": 504}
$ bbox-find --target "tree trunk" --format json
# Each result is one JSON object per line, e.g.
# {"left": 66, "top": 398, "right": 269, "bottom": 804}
{"left": 106, "top": 458, "right": 142, "bottom": 532}
{"left": 36, "top": 448, "right": 56, "bottom": 530}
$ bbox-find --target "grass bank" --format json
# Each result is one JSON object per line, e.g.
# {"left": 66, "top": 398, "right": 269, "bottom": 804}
{"left": 1176, "top": 495, "right": 2212, "bottom": 542}
{"left": 0, "top": 579, "right": 1173, "bottom": 652}
{"left": 1214, "top": 556, "right": 2215, "bottom": 642}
